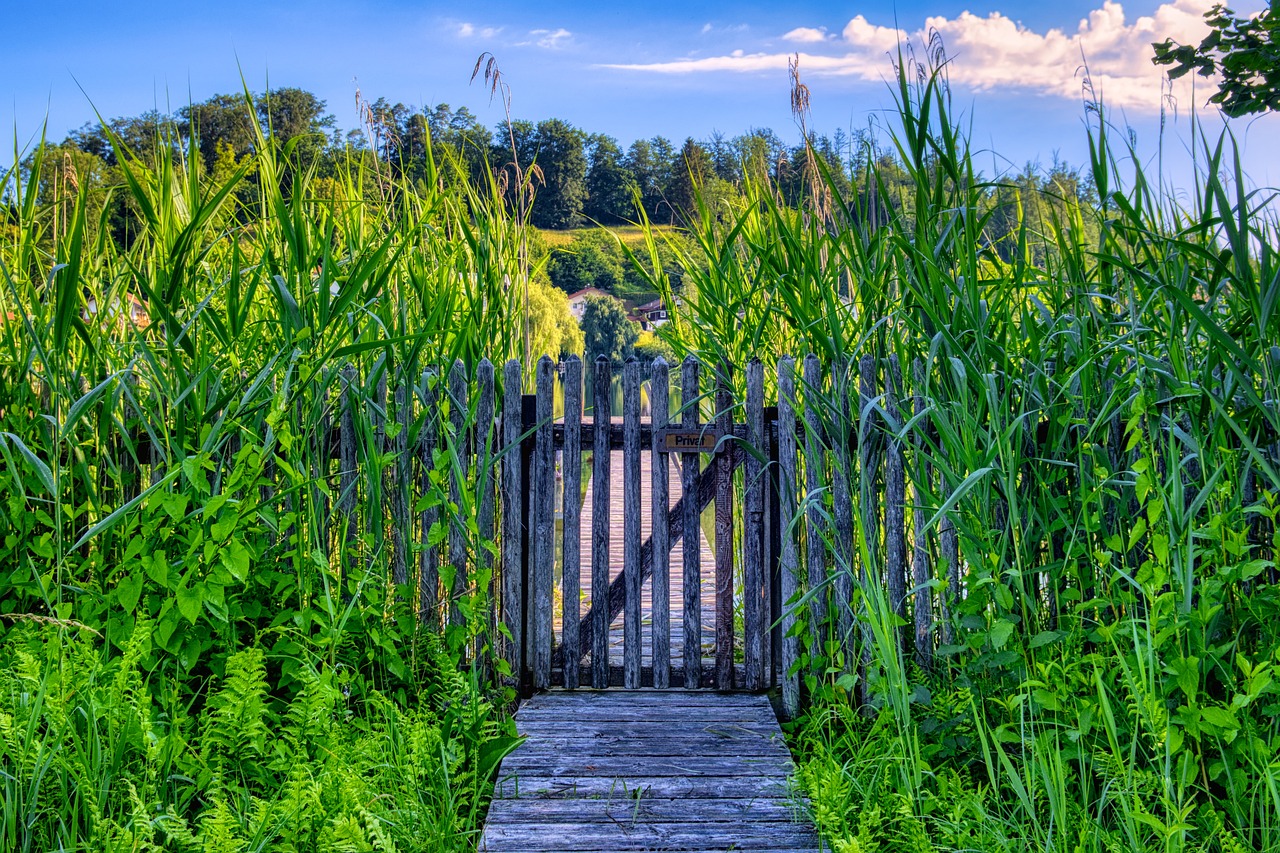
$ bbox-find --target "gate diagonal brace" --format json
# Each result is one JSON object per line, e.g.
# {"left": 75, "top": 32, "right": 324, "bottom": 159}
{"left": 552, "top": 449, "right": 740, "bottom": 671}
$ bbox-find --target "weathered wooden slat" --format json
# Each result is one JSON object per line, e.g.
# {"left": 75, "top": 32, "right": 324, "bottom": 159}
{"left": 649, "top": 358, "right": 671, "bottom": 689}
{"left": 622, "top": 358, "right": 643, "bottom": 689}
{"left": 476, "top": 359, "right": 497, "bottom": 646}
{"left": 885, "top": 354, "right": 907, "bottom": 649}
{"left": 514, "top": 689, "right": 769, "bottom": 706}
{"left": 801, "top": 354, "right": 827, "bottom": 670}
{"left": 447, "top": 360, "right": 469, "bottom": 628}
{"left": 373, "top": 368, "right": 388, "bottom": 563}
{"left": 561, "top": 356, "right": 583, "bottom": 689}
{"left": 832, "top": 358, "right": 856, "bottom": 674}
{"left": 481, "top": 826, "right": 816, "bottom": 853}
{"left": 911, "top": 358, "right": 933, "bottom": 669}
{"left": 419, "top": 368, "right": 440, "bottom": 626}
{"left": 485, "top": 797, "right": 803, "bottom": 823}
{"left": 492, "top": 774, "right": 792, "bottom": 800}
{"left": 777, "top": 356, "right": 801, "bottom": 719}
{"left": 592, "top": 356, "right": 612, "bottom": 688}
{"left": 510, "top": 736, "right": 790, "bottom": 757}
{"left": 391, "top": 376, "right": 410, "bottom": 586}
{"left": 743, "top": 360, "right": 766, "bottom": 691}
{"left": 532, "top": 356, "right": 556, "bottom": 690}
{"left": 339, "top": 365, "right": 358, "bottom": 576}
{"left": 681, "top": 355, "right": 703, "bottom": 689}
{"left": 501, "top": 361, "right": 524, "bottom": 680}
{"left": 713, "top": 366, "right": 735, "bottom": 690}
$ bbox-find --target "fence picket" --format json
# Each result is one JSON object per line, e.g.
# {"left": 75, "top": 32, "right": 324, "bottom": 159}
{"left": 339, "top": 365, "right": 358, "bottom": 580}
{"left": 778, "top": 356, "right": 800, "bottom": 718}
{"left": 476, "top": 359, "right": 497, "bottom": 673}
{"left": 910, "top": 358, "right": 932, "bottom": 668}
{"left": 681, "top": 355, "right": 703, "bottom": 689}
{"left": 448, "top": 360, "right": 469, "bottom": 629}
{"left": 857, "top": 354, "right": 879, "bottom": 692}
{"left": 501, "top": 360, "right": 524, "bottom": 684}
{"left": 650, "top": 358, "right": 671, "bottom": 689}
{"left": 532, "top": 356, "right": 556, "bottom": 690}
{"left": 561, "top": 356, "right": 583, "bottom": 689}
{"left": 744, "top": 360, "right": 766, "bottom": 691}
{"left": 802, "top": 354, "right": 827, "bottom": 670}
{"left": 623, "top": 359, "right": 643, "bottom": 689}
{"left": 886, "top": 355, "right": 907, "bottom": 649}
{"left": 832, "top": 359, "right": 855, "bottom": 674}
{"left": 592, "top": 356, "right": 612, "bottom": 688}
{"left": 714, "top": 367, "right": 736, "bottom": 690}
{"left": 391, "top": 377, "right": 410, "bottom": 586}
{"left": 419, "top": 368, "right": 440, "bottom": 627}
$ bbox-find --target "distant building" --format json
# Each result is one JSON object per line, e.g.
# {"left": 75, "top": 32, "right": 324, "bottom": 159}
{"left": 635, "top": 297, "right": 672, "bottom": 328}
{"left": 83, "top": 291, "right": 151, "bottom": 331}
{"left": 566, "top": 287, "right": 612, "bottom": 321}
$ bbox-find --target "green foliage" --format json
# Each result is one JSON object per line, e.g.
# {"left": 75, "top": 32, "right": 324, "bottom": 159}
{"left": 1154, "top": 3, "right": 1280, "bottom": 116}
{"left": 579, "top": 294, "right": 638, "bottom": 366}
{"left": 547, "top": 229, "right": 626, "bottom": 294}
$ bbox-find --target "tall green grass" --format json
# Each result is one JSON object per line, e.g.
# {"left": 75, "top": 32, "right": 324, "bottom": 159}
{"left": 634, "top": 54, "right": 1280, "bottom": 853}
{"left": 0, "top": 93, "right": 530, "bottom": 850}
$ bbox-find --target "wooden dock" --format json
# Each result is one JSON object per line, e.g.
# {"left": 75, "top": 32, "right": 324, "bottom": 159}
{"left": 481, "top": 691, "right": 821, "bottom": 852}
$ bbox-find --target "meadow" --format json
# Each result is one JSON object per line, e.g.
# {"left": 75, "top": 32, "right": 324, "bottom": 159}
{"left": 1, "top": 54, "right": 1278, "bottom": 853}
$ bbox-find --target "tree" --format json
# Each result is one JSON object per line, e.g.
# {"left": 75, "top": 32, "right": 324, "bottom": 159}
{"left": 527, "top": 277, "right": 584, "bottom": 359}
{"left": 584, "top": 134, "right": 636, "bottom": 225}
{"left": 580, "top": 294, "right": 638, "bottom": 365}
{"left": 179, "top": 93, "right": 259, "bottom": 172}
{"left": 547, "top": 232, "right": 626, "bottom": 294}
{"left": 625, "top": 137, "right": 675, "bottom": 221}
{"left": 1154, "top": 4, "right": 1279, "bottom": 116}
{"left": 528, "top": 119, "right": 588, "bottom": 229}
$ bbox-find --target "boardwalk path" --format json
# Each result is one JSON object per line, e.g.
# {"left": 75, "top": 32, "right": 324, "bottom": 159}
{"left": 558, "top": 447, "right": 718, "bottom": 667}
{"left": 481, "top": 691, "right": 821, "bottom": 852}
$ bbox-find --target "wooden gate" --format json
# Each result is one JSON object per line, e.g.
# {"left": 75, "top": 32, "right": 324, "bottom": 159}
{"left": 503, "top": 354, "right": 784, "bottom": 696}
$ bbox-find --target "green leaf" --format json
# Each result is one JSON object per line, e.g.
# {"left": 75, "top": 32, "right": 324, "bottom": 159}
{"left": 117, "top": 572, "right": 144, "bottom": 612}
{"left": 1, "top": 432, "right": 55, "bottom": 496}
{"left": 223, "top": 540, "right": 250, "bottom": 582}
{"left": 1029, "top": 630, "right": 1062, "bottom": 649}
{"left": 989, "top": 620, "right": 1015, "bottom": 649}
{"left": 176, "top": 582, "right": 204, "bottom": 623}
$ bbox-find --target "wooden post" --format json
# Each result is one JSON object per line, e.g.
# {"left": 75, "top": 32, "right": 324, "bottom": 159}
{"left": 476, "top": 359, "right": 497, "bottom": 675}
{"left": 419, "top": 367, "right": 440, "bottom": 627}
{"left": 832, "top": 359, "right": 855, "bottom": 674}
{"left": 802, "top": 354, "right": 827, "bottom": 671}
{"left": 939, "top": 452, "right": 960, "bottom": 648}
{"left": 592, "top": 356, "right": 612, "bottom": 688}
{"left": 681, "top": 355, "right": 703, "bottom": 689}
{"left": 714, "top": 366, "right": 736, "bottom": 690}
{"left": 911, "top": 358, "right": 933, "bottom": 669}
{"left": 501, "top": 360, "right": 524, "bottom": 685}
{"left": 448, "top": 359, "right": 469, "bottom": 629}
{"left": 532, "top": 356, "right": 555, "bottom": 690}
{"left": 777, "top": 356, "right": 801, "bottom": 718}
{"left": 561, "top": 356, "right": 583, "bottom": 689}
{"left": 623, "top": 358, "right": 643, "bottom": 689}
{"left": 650, "top": 358, "right": 671, "bottom": 689}
{"left": 857, "top": 354, "right": 879, "bottom": 694}
{"left": 744, "top": 359, "right": 766, "bottom": 691}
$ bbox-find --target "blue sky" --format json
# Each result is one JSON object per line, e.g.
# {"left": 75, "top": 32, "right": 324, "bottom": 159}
{"left": 5, "top": 0, "right": 1276, "bottom": 193}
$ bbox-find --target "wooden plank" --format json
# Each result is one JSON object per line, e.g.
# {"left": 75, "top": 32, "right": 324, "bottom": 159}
{"left": 832, "top": 358, "right": 855, "bottom": 675}
{"left": 419, "top": 367, "right": 440, "bottom": 627}
{"left": 501, "top": 360, "right": 524, "bottom": 681}
{"left": 485, "top": 797, "right": 803, "bottom": 823}
{"left": 623, "top": 358, "right": 643, "bottom": 689}
{"left": 592, "top": 356, "right": 612, "bottom": 689}
{"left": 743, "top": 359, "right": 766, "bottom": 691}
{"left": 939, "top": 447, "right": 960, "bottom": 648}
{"left": 533, "top": 356, "right": 556, "bottom": 690}
{"left": 373, "top": 368, "right": 388, "bottom": 564}
{"left": 714, "top": 366, "right": 735, "bottom": 690}
{"left": 510, "top": 737, "right": 790, "bottom": 758}
{"left": 476, "top": 359, "right": 497, "bottom": 652}
{"left": 911, "top": 358, "right": 933, "bottom": 669}
{"left": 492, "top": 774, "right": 793, "bottom": 800}
{"left": 448, "top": 359, "right": 469, "bottom": 628}
{"left": 802, "top": 354, "right": 827, "bottom": 671}
{"left": 681, "top": 355, "right": 703, "bottom": 689}
{"left": 649, "top": 358, "right": 671, "bottom": 689}
{"left": 480, "top": 823, "right": 815, "bottom": 851}
{"left": 777, "top": 356, "right": 801, "bottom": 719}
{"left": 885, "top": 354, "right": 907, "bottom": 648}
{"left": 515, "top": 689, "right": 769, "bottom": 706}
{"left": 561, "top": 356, "right": 583, "bottom": 689}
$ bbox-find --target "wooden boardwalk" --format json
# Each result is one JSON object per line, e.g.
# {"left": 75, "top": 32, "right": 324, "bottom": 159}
{"left": 482, "top": 691, "right": 821, "bottom": 852}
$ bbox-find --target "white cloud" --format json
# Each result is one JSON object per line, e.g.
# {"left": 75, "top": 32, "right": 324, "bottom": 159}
{"left": 782, "top": 26, "right": 833, "bottom": 44}
{"left": 701, "top": 23, "right": 713, "bottom": 35}
{"left": 524, "top": 27, "right": 572, "bottom": 49}
{"left": 606, "top": 0, "right": 1219, "bottom": 111}
{"left": 457, "top": 22, "right": 501, "bottom": 39}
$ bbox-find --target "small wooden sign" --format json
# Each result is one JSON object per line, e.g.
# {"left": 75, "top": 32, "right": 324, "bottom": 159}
{"left": 657, "top": 427, "right": 723, "bottom": 453}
